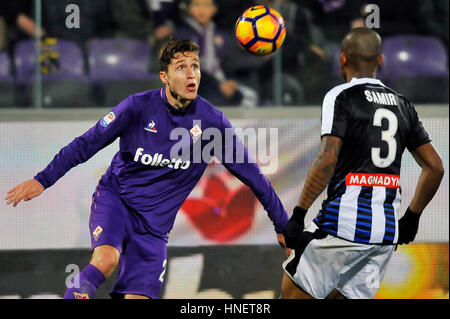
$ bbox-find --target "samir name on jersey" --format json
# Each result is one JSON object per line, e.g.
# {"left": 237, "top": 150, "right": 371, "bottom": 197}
{"left": 364, "top": 90, "right": 398, "bottom": 106}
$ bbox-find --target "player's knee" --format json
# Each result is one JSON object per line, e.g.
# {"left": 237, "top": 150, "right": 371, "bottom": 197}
{"left": 91, "top": 254, "right": 119, "bottom": 278}
{"left": 90, "top": 245, "right": 120, "bottom": 277}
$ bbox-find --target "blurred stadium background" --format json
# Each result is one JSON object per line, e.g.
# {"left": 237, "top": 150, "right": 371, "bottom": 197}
{"left": 0, "top": 0, "right": 448, "bottom": 299}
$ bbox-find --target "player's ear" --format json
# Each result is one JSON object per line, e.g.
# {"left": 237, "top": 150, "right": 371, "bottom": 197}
{"left": 160, "top": 71, "right": 168, "bottom": 84}
{"left": 339, "top": 52, "right": 347, "bottom": 66}
{"left": 339, "top": 52, "right": 347, "bottom": 81}
{"left": 378, "top": 53, "right": 384, "bottom": 67}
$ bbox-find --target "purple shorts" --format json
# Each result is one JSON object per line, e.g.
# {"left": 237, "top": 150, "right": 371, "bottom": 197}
{"left": 89, "top": 183, "right": 167, "bottom": 299}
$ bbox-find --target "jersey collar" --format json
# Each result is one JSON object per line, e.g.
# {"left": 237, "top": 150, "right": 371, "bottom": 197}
{"left": 350, "top": 77, "right": 385, "bottom": 86}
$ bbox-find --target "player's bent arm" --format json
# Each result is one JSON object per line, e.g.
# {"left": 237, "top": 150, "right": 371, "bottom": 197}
{"left": 282, "top": 135, "right": 342, "bottom": 249}
{"left": 408, "top": 142, "right": 444, "bottom": 214}
{"left": 297, "top": 135, "right": 343, "bottom": 210}
{"left": 397, "top": 142, "right": 443, "bottom": 245}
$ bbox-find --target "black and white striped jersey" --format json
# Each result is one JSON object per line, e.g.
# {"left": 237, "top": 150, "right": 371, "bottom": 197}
{"left": 313, "top": 77, "right": 431, "bottom": 244}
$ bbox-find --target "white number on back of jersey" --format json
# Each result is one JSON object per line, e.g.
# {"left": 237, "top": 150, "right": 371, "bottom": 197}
{"left": 159, "top": 259, "right": 167, "bottom": 283}
{"left": 371, "top": 108, "right": 398, "bottom": 168}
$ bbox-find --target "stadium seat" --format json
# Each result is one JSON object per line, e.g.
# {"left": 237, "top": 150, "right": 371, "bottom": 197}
{"left": 381, "top": 35, "right": 449, "bottom": 103}
{"left": 328, "top": 42, "right": 341, "bottom": 76}
{"left": 87, "top": 38, "right": 161, "bottom": 106}
{"left": 14, "top": 39, "right": 96, "bottom": 107}
{"left": 0, "top": 51, "right": 15, "bottom": 107}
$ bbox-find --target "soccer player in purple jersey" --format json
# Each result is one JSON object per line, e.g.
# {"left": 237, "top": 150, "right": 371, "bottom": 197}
{"left": 281, "top": 28, "right": 444, "bottom": 299}
{"left": 5, "top": 39, "right": 289, "bottom": 299}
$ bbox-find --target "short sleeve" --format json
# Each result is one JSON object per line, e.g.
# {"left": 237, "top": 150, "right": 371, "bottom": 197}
{"left": 406, "top": 103, "right": 431, "bottom": 152}
{"left": 321, "top": 90, "right": 350, "bottom": 139}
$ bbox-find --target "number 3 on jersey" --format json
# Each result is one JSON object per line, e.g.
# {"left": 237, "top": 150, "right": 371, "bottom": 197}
{"left": 371, "top": 108, "right": 398, "bottom": 168}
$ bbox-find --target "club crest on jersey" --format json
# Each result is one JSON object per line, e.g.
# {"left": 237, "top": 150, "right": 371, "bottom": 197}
{"left": 100, "top": 112, "right": 115, "bottom": 127}
{"left": 190, "top": 124, "right": 202, "bottom": 144}
{"left": 144, "top": 121, "right": 158, "bottom": 133}
{"left": 93, "top": 226, "right": 103, "bottom": 241}
{"left": 73, "top": 292, "right": 90, "bottom": 299}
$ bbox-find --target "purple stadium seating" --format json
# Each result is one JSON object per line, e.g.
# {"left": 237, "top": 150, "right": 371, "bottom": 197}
{"left": 326, "top": 35, "right": 448, "bottom": 102}
{"left": 0, "top": 51, "right": 13, "bottom": 81}
{"left": 13, "top": 39, "right": 96, "bottom": 107}
{"left": 381, "top": 35, "right": 449, "bottom": 103}
{"left": 87, "top": 38, "right": 155, "bottom": 81}
{"left": 86, "top": 38, "right": 160, "bottom": 105}
{"left": 14, "top": 39, "right": 88, "bottom": 82}
{"left": 381, "top": 35, "right": 449, "bottom": 80}
{"left": 0, "top": 51, "right": 15, "bottom": 107}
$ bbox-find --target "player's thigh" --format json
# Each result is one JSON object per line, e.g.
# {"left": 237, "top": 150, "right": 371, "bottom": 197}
{"left": 281, "top": 271, "right": 346, "bottom": 299}
{"left": 281, "top": 272, "right": 314, "bottom": 299}
{"left": 282, "top": 226, "right": 338, "bottom": 299}
{"left": 89, "top": 185, "right": 128, "bottom": 254}
{"left": 338, "top": 244, "right": 395, "bottom": 299}
{"left": 111, "top": 231, "right": 167, "bottom": 299}
{"left": 326, "top": 289, "right": 347, "bottom": 299}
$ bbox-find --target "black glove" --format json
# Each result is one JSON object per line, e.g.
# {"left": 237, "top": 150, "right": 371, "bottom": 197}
{"left": 282, "top": 206, "right": 308, "bottom": 249}
{"left": 397, "top": 207, "right": 421, "bottom": 245}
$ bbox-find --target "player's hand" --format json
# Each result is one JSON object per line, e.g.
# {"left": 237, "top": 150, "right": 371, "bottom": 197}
{"left": 282, "top": 206, "right": 308, "bottom": 249}
{"left": 276, "top": 234, "right": 291, "bottom": 257}
{"left": 5, "top": 179, "right": 44, "bottom": 207}
{"left": 397, "top": 207, "right": 421, "bottom": 245}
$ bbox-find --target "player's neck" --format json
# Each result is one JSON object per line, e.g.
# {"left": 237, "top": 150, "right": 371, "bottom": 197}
{"left": 345, "top": 69, "right": 377, "bottom": 82}
{"left": 165, "top": 87, "right": 193, "bottom": 109}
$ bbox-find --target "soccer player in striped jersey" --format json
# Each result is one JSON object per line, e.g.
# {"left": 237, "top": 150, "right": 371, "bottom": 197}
{"left": 5, "top": 39, "right": 289, "bottom": 299}
{"left": 281, "top": 28, "right": 444, "bottom": 299}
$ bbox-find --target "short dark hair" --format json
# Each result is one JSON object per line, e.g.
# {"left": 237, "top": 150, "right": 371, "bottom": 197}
{"left": 158, "top": 39, "right": 200, "bottom": 72}
{"left": 341, "top": 27, "right": 382, "bottom": 70}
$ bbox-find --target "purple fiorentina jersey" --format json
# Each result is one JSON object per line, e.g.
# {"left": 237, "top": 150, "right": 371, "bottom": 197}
{"left": 34, "top": 89, "right": 288, "bottom": 239}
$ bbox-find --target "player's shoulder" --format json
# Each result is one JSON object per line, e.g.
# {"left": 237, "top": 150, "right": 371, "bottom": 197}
{"left": 130, "top": 88, "right": 161, "bottom": 103}
{"left": 321, "top": 82, "right": 354, "bottom": 111}
{"left": 378, "top": 84, "right": 413, "bottom": 107}
{"left": 322, "top": 81, "right": 359, "bottom": 106}
{"left": 195, "top": 94, "right": 225, "bottom": 121}
{"left": 123, "top": 88, "right": 163, "bottom": 111}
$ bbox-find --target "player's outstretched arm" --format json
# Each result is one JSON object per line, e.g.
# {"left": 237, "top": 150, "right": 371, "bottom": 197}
{"left": 283, "top": 135, "right": 342, "bottom": 248}
{"left": 218, "top": 114, "right": 289, "bottom": 249}
{"left": 398, "top": 142, "right": 444, "bottom": 244}
{"left": 5, "top": 179, "right": 44, "bottom": 207}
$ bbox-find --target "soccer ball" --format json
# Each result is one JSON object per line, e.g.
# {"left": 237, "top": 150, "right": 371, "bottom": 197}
{"left": 235, "top": 5, "right": 286, "bottom": 56}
